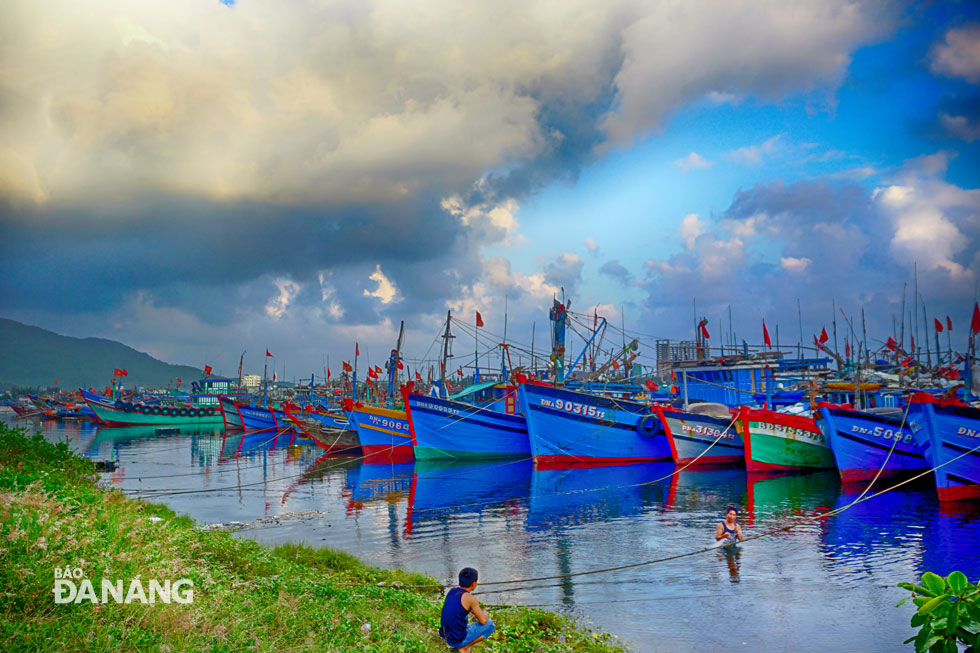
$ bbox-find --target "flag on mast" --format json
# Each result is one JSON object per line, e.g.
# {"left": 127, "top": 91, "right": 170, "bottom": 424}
{"left": 762, "top": 320, "right": 772, "bottom": 349}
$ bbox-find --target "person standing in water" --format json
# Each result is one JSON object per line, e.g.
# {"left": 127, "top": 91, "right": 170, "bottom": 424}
{"left": 440, "top": 568, "right": 495, "bottom": 652}
{"left": 715, "top": 506, "right": 744, "bottom": 544}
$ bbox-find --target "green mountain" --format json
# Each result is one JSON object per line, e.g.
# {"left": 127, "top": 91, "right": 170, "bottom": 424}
{"left": 0, "top": 318, "right": 207, "bottom": 390}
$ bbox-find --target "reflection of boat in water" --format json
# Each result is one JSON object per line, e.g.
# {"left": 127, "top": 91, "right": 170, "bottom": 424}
{"left": 218, "top": 429, "right": 297, "bottom": 459}
{"left": 527, "top": 462, "right": 676, "bottom": 531}
{"left": 345, "top": 461, "right": 415, "bottom": 507}
{"left": 84, "top": 424, "right": 223, "bottom": 458}
{"left": 743, "top": 470, "right": 840, "bottom": 527}
{"left": 406, "top": 459, "right": 532, "bottom": 525}
{"left": 667, "top": 468, "right": 748, "bottom": 513}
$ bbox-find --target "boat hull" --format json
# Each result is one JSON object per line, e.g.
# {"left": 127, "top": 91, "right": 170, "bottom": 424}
{"left": 736, "top": 407, "right": 835, "bottom": 472}
{"left": 348, "top": 405, "right": 414, "bottom": 461}
{"left": 219, "top": 396, "right": 245, "bottom": 431}
{"left": 652, "top": 406, "right": 743, "bottom": 466}
{"left": 908, "top": 400, "right": 980, "bottom": 502}
{"left": 85, "top": 399, "right": 224, "bottom": 426}
{"left": 406, "top": 393, "right": 530, "bottom": 460}
{"left": 235, "top": 402, "right": 279, "bottom": 431}
{"left": 818, "top": 406, "right": 926, "bottom": 483}
{"left": 519, "top": 384, "right": 671, "bottom": 465}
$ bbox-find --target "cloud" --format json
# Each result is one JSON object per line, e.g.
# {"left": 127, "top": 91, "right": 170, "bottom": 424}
{"left": 363, "top": 265, "right": 399, "bottom": 304}
{"left": 940, "top": 113, "right": 980, "bottom": 142}
{"left": 599, "top": 259, "right": 633, "bottom": 285}
{"left": 726, "top": 135, "right": 784, "bottom": 166}
{"left": 602, "top": 0, "right": 895, "bottom": 145}
{"left": 780, "top": 256, "right": 812, "bottom": 272}
{"left": 584, "top": 237, "right": 599, "bottom": 255}
{"left": 930, "top": 24, "right": 980, "bottom": 84}
{"left": 672, "top": 152, "right": 713, "bottom": 172}
{"left": 266, "top": 278, "right": 301, "bottom": 318}
{"left": 679, "top": 213, "right": 707, "bottom": 250}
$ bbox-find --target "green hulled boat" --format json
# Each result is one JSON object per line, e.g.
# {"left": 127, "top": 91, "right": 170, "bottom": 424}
{"left": 736, "top": 407, "right": 835, "bottom": 472}
{"left": 85, "top": 398, "right": 225, "bottom": 427}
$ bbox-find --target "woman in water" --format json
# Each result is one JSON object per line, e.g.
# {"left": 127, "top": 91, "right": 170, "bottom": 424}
{"left": 715, "top": 506, "right": 744, "bottom": 544}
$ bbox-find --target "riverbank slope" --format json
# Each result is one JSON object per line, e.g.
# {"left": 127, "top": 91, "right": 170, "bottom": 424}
{"left": 0, "top": 425, "right": 620, "bottom": 651}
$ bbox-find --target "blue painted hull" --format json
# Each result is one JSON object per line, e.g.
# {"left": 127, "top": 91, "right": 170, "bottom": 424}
{"left": 908, "top": 400, "right": 980, "bottom": 501}
{"left": 818, "top": 407, "right": 926, "bottom": 483}
{"left": 653, "top": 407, "right": 743, "bottom": 466}
{"left": 519, "top": 384, "right": 672, "bottom": 465}
{"left": 347, "top": 406, "right": 414, "bottom": 461}
{"left": 236, "top": 402, "right": 279, "bottom": 431}
{"left": 406, "top": 393, "right": 529, "bottom": 460}
{"left": 219, "top": 396, "right": 245, "bottom": 430}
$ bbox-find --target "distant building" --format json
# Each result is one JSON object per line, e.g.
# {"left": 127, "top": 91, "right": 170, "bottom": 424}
{"left": 655, "top": 339, "right": 697, "bottom": 378}
{"left": 242, "top": 374, "right": 261, "bottom": 390}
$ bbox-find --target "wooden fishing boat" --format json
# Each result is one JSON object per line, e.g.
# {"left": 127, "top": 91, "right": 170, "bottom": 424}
{"left": 346, "top": 403, "right": 414, "bottom": 462}
{"left": 84, "top": 396, "right": 224, "bottom": 426}
{"left": 907, "top": 393, "right": 980, "bottom": 502}
{"left": 519, "top": 383, "right": 672, "bottom": 466}
{"left": 735, "top": 406, "right": 835, "bottom": 472}
{"left": 817, "top": 404, "right": 926, "bottom": 483}
{"left": 282, "top": 403, "right": 358, "bottom": 452}
{"left": 650, "top": 402, "right": 744, "bottom": 466}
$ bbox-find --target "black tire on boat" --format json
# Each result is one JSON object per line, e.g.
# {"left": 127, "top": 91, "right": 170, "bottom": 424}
{"left": 636, "top": 414, "right": 662, "bottom": 438}
{"left": 138, "top": 405, "right": 148, "bottom": 414}
{"left": 177, "top": 408, "right": 188, "bottom": 417}
{"left": 162, "top": 408, "right": 173, "bottom": 417}
{"left": 189, "top": 408, "right": 199, "bottom": 418}
{"left": 151, "top": 407, "right": 161, "bottom": 415}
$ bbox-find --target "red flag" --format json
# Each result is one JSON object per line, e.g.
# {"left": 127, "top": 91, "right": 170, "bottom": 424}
{"left": 176, "top": 377, "right": 181, "bottom": 384}
{"left": 397, "top": 360, "right": 404, "bottom": 370}
{"left": 415, "top": 371, "right": 422, "bottom": 381}
{"left": 947, "top": 316, "right": 953, "bottom": 331}
{"left": 204, "top": 364, "right": 213, "bottom": 375}
{"left": 375, "top": 365, "right": 382, "bottom": 374}
{"left": 327, "top": 368, "right": 331, "bottom": 379}
{"left": 355, "top": 343, "right": 360, "bottom": 356}
{"left": 671, "top": 369, "right": 677, "bottom": 382}
{"left": 819, "top": 327, "right": 829, "bottom": 344}
{"left": 845, "top": 339, "right": 850, "bottom": 359}
{"left": 934, "top": 318, "right": 943, "bottom": 333}
{"left": 456, "top": 368, "right": 463, "bottom": 377}
{"left": 762, "top": 320, "right": 772, "bottom": 349}
{"left": 114, "top": 368, "right": 123, "bottom": 376}
{"left": 342, "top": 361, "right": 352, "bottom": 372}
{"left": 365, "top": 377, "right": 374, "bottom": 386}
{"left": 972, "top": 302, "right": 980, "bottom": 333}
{"left": 122, "top": 369, "right": 128, "bottom": 376}
{"left": 54, "top": 380, "right": 58, "bottom": 385}
{"left": 813, "top": 335, "right": 825, "bottom": 352}
{"left": 367, "top": 368, "right": 378, "bottom": 379}
{"left": 266, "top": 349, "right": 273, "bottom": 357}
{"left": 699, "top": 320, "right": 710, "bottom": 340}
{"left": 886, "top": 337, "right": 897, "bottom": 351}
{"left": 645, "top": 379, "right": 659, "bottom": 392}
{"left": 612, "top": 360, "right": 620, "bottom": 370}
{"left": 476, "top": 311, "right": 484, "bottom": 327}
{"left": 273, "top": 371, "right": 277, "bottom": 382}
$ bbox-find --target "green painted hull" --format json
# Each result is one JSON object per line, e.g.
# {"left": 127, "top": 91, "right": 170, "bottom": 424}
{"left": 742, "top": 420, "right": 835, "bottom": 471}
{"left": 89, "top": 401, "right": 224, "bottom": 427}
{"left": 413, "top": 445, "right": 526, "bottom": 461}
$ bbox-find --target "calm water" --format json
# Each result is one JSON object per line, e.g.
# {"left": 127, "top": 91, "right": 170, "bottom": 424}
{"left": 11, "top": 415, "right": 980, "bottom": 652}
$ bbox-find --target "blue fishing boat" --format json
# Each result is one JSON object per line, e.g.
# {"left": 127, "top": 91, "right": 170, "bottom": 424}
{"left": 519, "top": 383, "right": 672, "bottom": 466}
{"left": 231, "top": 400, "right": 280, "bottom": 432}
{"left": 405, "top": 387, "right": 530, "bottom": 460}
{"left": 346, "top": 404, "right": 414, "bottom": 462}
{"left": 218, "top": 396, "right": 245, "bottom": 430}
{"left": 907, "top": 394, "right": 980, "bottom": 502}
{"left": 816, "top": 404, "right": 926, "bottom": 484}
{"left": 650, "top": 403, "right": 743, "bottom": 466}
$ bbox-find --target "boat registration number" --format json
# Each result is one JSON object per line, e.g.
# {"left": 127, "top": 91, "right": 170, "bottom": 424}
{"left": 957, "top": 426, "right": 980, "bottom": 439}
{"left": 539, "top": 398, "right": 606, "bottom": 419}
{"left": 367, "top": 415, "right": 409, "bottom": 431}
{"left": 849, "top": 424, "right": 914, "bottom": 443}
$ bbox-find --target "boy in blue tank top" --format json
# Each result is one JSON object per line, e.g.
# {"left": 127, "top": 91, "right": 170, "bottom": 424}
{"left": 439, "top": 568, "right": 495, "bottom": 651}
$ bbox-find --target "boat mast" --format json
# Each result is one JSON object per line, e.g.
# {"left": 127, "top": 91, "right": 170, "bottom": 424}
{"left": 237, "top": 350, "right": 245, "bottom": 391}
{"left": 440, "top": 310, "right": 453, "bottom": 398}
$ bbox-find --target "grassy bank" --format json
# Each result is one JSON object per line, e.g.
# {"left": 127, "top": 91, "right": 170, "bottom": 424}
{"left": 0, "top": 425, "right": 622, "bottom": 651}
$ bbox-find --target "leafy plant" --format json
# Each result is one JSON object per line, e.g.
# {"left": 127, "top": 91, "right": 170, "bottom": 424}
{"left": 898, "top": 570, "right": 980, "bottom": 652}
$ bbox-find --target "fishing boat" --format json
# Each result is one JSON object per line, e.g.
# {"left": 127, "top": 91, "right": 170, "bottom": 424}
{"left": 816, "top": 404, "right": 926, "bottom": 483}
{"left": 347, "top": 404, "right": 414, "bottom": 461}
{"left": 282, "top": 403, "right": 359, "bottom": 452}
{"left": 519, "top": 383, "right": 672, "bottom": 466}
{"left": 218, "top": 396, "right": 246, "bottom": 430}
{"left": 84, "top": 397, "right": 225, "bottom": 426}
{"left": 907, "top": 394, "right": 980, "bottom": 502}
{"left": 735, "top": 406, "right": 835, "bottom": 472}
{"left": 649, "top": 402, "right": 744, "bottom": 466}
{"left": 405, "top": 384, "right": 530, "bottom": 460}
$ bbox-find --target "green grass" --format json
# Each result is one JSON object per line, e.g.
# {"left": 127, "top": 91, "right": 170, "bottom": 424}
{"left": 0, "top": 425, "right": 622, "bottom": 651}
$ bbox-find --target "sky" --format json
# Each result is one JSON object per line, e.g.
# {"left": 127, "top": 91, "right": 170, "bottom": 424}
{"left": 1, "top": 0, "right": 979, "bottom": 379}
